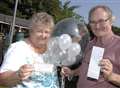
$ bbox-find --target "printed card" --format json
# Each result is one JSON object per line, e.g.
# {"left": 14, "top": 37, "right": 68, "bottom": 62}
{"left": 87, "top": 46, "right": 104, "bottom": 79}
{"left": 33, "top": 63, "right": 54, "bottom": 73}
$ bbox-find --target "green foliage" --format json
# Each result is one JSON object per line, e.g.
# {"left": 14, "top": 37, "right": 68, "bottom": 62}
{"left": 0, "top": 1, "right": 13, "bottom": 15}
{"left": 112, "top": 26, "right": 120, "bottom": 36}
{"left": 0, "top": 0, "right": 81, "bottom": 23}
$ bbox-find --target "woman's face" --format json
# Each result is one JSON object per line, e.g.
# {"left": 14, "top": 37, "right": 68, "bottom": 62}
{"left": 89, "top": 8, "right": 112, "bottom": 37}
{"left": 29, "top": 24, "right": 53, "bottom": 48}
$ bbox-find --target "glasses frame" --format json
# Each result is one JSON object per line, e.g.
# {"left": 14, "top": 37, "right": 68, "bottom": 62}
{"left": 89, "top": 17, "right": 111, "bottom": 26}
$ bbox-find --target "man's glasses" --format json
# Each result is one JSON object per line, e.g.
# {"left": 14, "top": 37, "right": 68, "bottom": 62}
{"left": 89, "top": 17, "right": 111, "bottom": 26}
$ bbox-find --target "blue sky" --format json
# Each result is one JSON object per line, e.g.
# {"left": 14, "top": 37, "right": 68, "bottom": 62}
{"left": 61, "top": 0, "right": 120, "bottom": 27}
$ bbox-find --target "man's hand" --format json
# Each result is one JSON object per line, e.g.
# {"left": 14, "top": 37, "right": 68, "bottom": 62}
{"left": 61, "top": 67, "right": 73, "bottom": 77}
{"left": 99, "top": 59, "right": 113, "bottom": 80}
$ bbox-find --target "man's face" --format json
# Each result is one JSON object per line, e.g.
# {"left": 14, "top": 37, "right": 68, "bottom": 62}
{"left": 89, "top": 8, "right": 112, "bottom": 37}
{"left": 30, "top": 24, "right": 52, "bottom": 48}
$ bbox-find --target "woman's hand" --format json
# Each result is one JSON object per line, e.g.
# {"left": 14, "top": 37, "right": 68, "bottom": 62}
{"left": 17, "top": 64, "right": 34, "bottom": 80}
{"left": 99, "top": 59, "right": 113, "bottom": 80}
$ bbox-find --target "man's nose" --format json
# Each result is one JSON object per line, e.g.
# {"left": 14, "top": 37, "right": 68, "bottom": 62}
{"left": 95, "top": 23, "right": 101, "bottom": 28}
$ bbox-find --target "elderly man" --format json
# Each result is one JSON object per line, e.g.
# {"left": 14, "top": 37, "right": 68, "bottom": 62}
{"left": 62, "top": 5, "right": 120, "bottom": 88}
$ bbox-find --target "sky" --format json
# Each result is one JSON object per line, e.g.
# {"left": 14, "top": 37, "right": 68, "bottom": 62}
{"left": 61, "top": 0, "right": 120, "bottom": 27}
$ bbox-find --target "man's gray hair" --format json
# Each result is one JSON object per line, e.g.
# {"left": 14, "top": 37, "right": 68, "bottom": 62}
{"left": 88, "top": 5, "right": 112, "bottom": 22}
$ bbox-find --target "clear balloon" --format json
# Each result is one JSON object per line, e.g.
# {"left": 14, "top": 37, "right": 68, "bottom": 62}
{"left": 61, "top": 57, "right": 76, "bottom": 66}
{"left": 45, "top": 37, "right": 61, "bottom": 65}
{"left": 47, "top": 37, "right": 58, "bottom": 51}
{"left": 68, "top": 43, "right": 81, "bottom": 58}
{"left": 58, "top": 34, "right": 72, "bottom": 50}
{"left": 53, "top": 17, "right": 90, "bottom": 56}
{"left": 45, "top": 34, "right": 82, "bottom": 66}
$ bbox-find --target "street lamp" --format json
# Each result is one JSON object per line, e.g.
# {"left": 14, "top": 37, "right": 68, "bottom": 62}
{"left": 9, "top": 0, "right": 19, "bottom": 45}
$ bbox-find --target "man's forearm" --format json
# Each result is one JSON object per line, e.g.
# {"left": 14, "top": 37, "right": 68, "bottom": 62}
{"left": 72, "top": 66, "right": 80, "bottom": 76}
{"left": 108, "top": 72, "right": 120, "bottom": 86}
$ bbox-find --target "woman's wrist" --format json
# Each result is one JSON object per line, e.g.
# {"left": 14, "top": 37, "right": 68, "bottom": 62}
{"left": 15, "top": 70, "right": 22, "bottom": 81}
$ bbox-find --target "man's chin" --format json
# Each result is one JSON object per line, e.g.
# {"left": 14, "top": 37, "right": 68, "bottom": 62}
{"left": 95, "top": 32, "right": 104, "bottom": 37}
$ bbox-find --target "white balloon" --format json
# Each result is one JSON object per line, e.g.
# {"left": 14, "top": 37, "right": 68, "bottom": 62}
{"left": 68, "top": 43, "right": 81, "bottom": 58}
{"left": 58, "top": 34, "right": 72, "bottom": 50}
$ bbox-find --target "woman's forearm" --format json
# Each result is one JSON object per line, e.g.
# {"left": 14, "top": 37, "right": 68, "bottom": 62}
{"left": 0, "top": 71, "right": 21, "bottom": 87}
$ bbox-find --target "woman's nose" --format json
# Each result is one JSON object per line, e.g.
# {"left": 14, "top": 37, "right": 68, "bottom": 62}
{"left": 41, "top": 32, "right": 48, "bottom": 38}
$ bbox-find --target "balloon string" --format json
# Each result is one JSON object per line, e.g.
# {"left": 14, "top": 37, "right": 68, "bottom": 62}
{"left": 61, "top": 76, "right": 65, "bottom": 88}
{"left": 67, "top": 75, "right": 73, "bottom": 81}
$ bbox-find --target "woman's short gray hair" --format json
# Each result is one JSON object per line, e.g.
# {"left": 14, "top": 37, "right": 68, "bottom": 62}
{"left": 31, "top": 12, "right": 54, "bottom": 30}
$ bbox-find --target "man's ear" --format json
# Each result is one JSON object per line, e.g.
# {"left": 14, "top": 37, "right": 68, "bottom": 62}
{"left": 112, "top": 16, "right": 116, "bottom": 21}
{"left": 110, "top": 16, "right": 115, "bottom": 25}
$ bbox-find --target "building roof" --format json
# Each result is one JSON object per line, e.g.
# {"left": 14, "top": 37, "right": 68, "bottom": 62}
{"left": 0, "top": 13, "right": 30, "bottom": 29}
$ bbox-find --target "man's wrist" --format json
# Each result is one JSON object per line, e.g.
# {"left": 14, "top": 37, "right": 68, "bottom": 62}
{"left": 107, "top": 72, "right": 117, "bottom": 82}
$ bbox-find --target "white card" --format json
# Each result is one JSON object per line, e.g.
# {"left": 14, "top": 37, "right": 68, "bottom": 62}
{"left": 87, "top": 46, "right": 104, "bottom": 80}
{"left": 33, "top": 63, "right": 54, "bottom": 73}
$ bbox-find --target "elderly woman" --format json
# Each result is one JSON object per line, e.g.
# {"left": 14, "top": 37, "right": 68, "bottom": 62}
{"left": 0, "top": 12, "right": 59, "bottom": 88}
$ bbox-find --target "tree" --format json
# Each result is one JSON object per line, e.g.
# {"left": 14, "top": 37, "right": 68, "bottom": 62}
{"left": 0, "top": 0, "right": 80, "bottom": 22}
{"left": 112, "top": 26, "right": 120, "bottom": 36}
